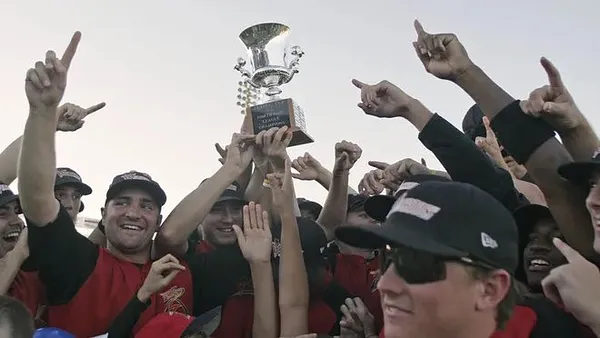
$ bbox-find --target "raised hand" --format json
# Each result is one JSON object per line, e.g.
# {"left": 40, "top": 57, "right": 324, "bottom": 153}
{"left": 351, "top": 79, "right": 416, "bottom": 118}
{"left": 340, "top": 297, "right": 376, "bottom": 338}
{"left": 474, "top": 116, "right": 503, "bottom": 159}
{"left": 412, "top": 20, "right": 474, "bottom": 81}
{"left": 232, "top": 202, "right": 272, "bottom": 263}
{"left": 370, "top": 158, "right": 430, "bottom": 186}
{"left": 521, "top": 58, "right": 584, "bottom": 132}
{"left": 215, "top": 142, "right": 228, "bottom": 164}
{"left": 224, "top": 133, "right": 256, "bottom": 173}
{"left": 56, "top": 102, "right": 105, "bottom": 132}
{"left": 257, "top": 126, "right": 293, "bottom": 161}
{"left": 541, "top": 238, "right": 600, "bottom": 332}
{"left": 357, "top": 169, "right": 385, "bottom": 196}
{"left": 291, "top": 152, "right": 323, "bottom": 181}
{"left": 268, "top": 158, "right": 294, "bottom": 211}
{"left": 137, "top": 254, "right": 186, "bottom": 302}
{"left": 504, "top": 155, "right": 527, "bottom": 179}
{"left": 25, "top": 32, "right": 81, "bottom": 110}
{"left": 334, "top": 141, "right": 362, "bottom": 173}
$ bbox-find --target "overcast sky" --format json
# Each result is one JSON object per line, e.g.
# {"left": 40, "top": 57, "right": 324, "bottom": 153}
{"left": 1, "top": 0, "right": 598, "bottom": 220}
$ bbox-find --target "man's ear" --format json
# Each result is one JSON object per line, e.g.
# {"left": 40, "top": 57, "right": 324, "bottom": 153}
{"left": 100, "top": 207, "right": 106, "bottom": 221}
{"left": 475, "top": 270, "right": 511, "bottom": 311}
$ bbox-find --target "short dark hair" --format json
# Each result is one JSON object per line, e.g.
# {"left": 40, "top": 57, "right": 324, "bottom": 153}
{"left": 0, "top": 296, "right": 34, "bottom": 338}
{"left": 468, "top": 266, "right": 520, "bottom": 330}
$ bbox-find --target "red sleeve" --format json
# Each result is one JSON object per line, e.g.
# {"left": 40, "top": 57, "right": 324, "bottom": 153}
{"left": 8, "top": 270, "right": 45, "bottom": 317}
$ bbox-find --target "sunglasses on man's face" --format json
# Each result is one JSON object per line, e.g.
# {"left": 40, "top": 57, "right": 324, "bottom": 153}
{"left": 381, "top": 247, "right": 494, "bottom": 284}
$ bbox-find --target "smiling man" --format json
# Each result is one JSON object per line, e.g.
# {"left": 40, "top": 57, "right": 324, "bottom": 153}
{"left": 336, "top": 181, "right": 519, "bottom": 338}
{"left": 0, "top": 184, "right": 24, "bottom": 256}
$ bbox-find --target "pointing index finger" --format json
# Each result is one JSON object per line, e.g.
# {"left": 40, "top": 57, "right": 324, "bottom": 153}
{"left": 553, "top": 237, "right": 584, "bottom": 263}
{"left": 413, "top": 19, "right": 427, "bottom": 37}
{"left": 368, "top": 161, "right": 389, "bottom": 170}
{"left": 540, "top": 57, "right": 564, "bottom": 90}
{"left": 352, "top": 79, "right": 366, "bottom": 89}
{"left": 85, "top": 102, "right": 106, "bottom": 116}
{"left": 61, "top": 31, "right": 82, "bottom": 69}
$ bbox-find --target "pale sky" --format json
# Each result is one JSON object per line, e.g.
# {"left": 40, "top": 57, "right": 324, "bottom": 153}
{"left": 0, "top": 0, "right": 598, "bottom": 220}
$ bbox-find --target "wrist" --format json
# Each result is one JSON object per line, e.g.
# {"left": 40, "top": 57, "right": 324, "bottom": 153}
{"left": 137, "top": 288, "right": 152, "bottom": 302}
{"left": 250, "top": 260, "right": 272, "bottom": 269}
{"left": 453, "top": 63, "right": 483, "bottom": 87}
{"left": 404, "top": 99, "right": 434, "bottom": 132}
{"left": 5, "top": 248, "right": 28, "bottom": 264}
{"left": 221, "top": 162, "right": 245, "bottom": 177}
{"left": 332, "top": 168, "right": 350, "bottom": 177}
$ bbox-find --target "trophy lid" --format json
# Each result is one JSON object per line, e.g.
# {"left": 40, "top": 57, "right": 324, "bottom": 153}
{"left": 239, "top": 23, "right": 290, "bottom": 48}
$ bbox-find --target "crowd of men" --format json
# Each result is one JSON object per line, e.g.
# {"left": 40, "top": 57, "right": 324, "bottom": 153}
{"left": 0, "top": 18, "right": 599, "bottom": 338}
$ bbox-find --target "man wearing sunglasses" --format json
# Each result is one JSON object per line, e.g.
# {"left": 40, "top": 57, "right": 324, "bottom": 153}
{"left": 336, "top": 181, "right": 519, "bottom": 338}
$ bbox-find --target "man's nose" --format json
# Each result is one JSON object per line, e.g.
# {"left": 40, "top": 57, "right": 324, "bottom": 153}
{"left": 60, "top": 198, "right": 74, "bottom": 210}
{"left": 125, "top": 206, "right": 142, "bottom": 219}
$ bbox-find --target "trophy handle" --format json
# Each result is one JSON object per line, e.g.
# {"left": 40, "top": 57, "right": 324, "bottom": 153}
{"left": 288, "top": 45, "right": 304, "bottom": 72}
{"left": 234, "top": 57, "right": 252, "bottom": 79}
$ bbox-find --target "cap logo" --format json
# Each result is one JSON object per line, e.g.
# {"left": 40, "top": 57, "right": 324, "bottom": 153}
{"left": 394, "top": 182, "right": 419, "bottom": 195}
{"left": 388, "top": 196, "right": 441, "bottom": 221}
{"left": 272, "top": 238, "right": 282, "bottom": 258}
{"left": 0, "top": 184, "right": 11, "bottom": 194}
{"left": 481, "top": 232, "right": 498, "bottom": 249}
{"left": 121, "top": 172, "right": 151, "bottom": 181}
{"left": 594, "top": 148, "right": 600, "bottom": 160}
{"left": 57, "top": 169, "right": 81, "bottom": 181}
{"left": 227, "top": 184, "right": 238, "bottom": 192}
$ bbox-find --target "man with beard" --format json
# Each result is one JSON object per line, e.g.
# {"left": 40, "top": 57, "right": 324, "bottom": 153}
{"left": 18, "top": 32, "right": 248, "bottom": 337}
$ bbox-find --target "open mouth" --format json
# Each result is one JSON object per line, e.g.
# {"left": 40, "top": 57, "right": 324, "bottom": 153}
{"left": 120, "top": 224, "right": 144, "bottom": 232}
{"left": 2, "top": 229, "right": 22, "bottom": 243}
{"left": 527, "top": 257, "right": 551, "bottom": 271}
{"left": 216, "top": 226, "right": 234, "bottom": 234}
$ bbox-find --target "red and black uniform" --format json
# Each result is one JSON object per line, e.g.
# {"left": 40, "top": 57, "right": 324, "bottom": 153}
{"left": 27, "top": 206, "right": 248, "bottom": 338}
{"left": 8, "top": 270, "right": 47, "bottom": 327}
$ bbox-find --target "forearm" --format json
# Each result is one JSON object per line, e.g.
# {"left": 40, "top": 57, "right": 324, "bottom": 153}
{"left": 317, "top": 170, "right": 349, "bottom": 241}
{"left": 157, "top": 165, "right": 240, "bottom": 254}
{"left": 316, "top": 167, "right": 357, "bottom": 195}
{"left": 245, "top": 166, "right": 268, "bottom": 202}
{"left": 250, "top": 262, "right": 277, "bottom": 338}
{"left": 0, "top": 252, "right": 26, "bottom": 294}
{"left": 0, "top": 135, "right": 23, "bottom": 185}
{"left": 560, "top": 121, "right": 600, "bottom": 162}
{"left": 278, "top": 209, "right": 309, "bottom": 308}
{"left": 87, "top": 227, "right": 107, "bottom": 247}
{"left": 454, "top": 65, "right": 515, "bottom": 120}
{"left": 18, "top": 110, "right": 59, "bottom": 226}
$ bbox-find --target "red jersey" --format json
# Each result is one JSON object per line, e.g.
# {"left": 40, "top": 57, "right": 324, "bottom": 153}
{"left": 9, "top": 270, "right": 47, "bottom": 327}
{"left": 27, "top": 207, "right": 248, "bottom": 338}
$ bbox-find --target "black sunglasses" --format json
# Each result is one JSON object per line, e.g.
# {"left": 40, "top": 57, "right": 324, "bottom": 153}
{"left": 381, "top": 246, "right": 495, "bottom": 284}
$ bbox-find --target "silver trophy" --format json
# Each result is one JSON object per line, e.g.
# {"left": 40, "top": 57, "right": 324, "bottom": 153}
{"left": 234, "top": 22, "right": 313, "bottom": 147}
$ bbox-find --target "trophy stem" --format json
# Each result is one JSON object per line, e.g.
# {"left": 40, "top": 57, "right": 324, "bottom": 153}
{"left": 265, "top": 86, "right": 282, "bottom": 98}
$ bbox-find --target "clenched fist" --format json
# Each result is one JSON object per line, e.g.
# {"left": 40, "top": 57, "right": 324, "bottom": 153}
{"left": 334, "top": 141, "right": 362, "bottom": 173}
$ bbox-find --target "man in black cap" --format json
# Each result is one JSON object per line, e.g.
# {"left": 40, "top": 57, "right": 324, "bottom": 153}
{"left": 297, "top": 198, "right": 323, "bottom": 221}
{"left": 336, "top": 181, "right": 518, "bottom": 338}
{"left": 0, "top": 183, "right": 24, "bottom": 257}
{"left": 53, "top": 167, "right": 92, "bottom": 223}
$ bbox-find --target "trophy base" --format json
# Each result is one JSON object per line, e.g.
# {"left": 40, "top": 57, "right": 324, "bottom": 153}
{"left": 246, "top": 97, "right": 314, "bottom": 147}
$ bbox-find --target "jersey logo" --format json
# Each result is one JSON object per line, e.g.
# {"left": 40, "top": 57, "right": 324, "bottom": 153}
{"left": 160, "top": 286, "right": 189, "bottom": 314}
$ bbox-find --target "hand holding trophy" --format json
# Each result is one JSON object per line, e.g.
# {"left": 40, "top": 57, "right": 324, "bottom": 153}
{"left": 234, "top": 23, "right": 313, "bottom": 147}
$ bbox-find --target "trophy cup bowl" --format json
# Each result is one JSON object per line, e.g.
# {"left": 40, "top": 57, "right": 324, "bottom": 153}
{"left": 235, "top": 23, "right": 313, "bottom": 147}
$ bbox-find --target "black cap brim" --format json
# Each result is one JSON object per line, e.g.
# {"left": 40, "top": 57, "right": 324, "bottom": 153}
{"left": 107, "top": 180, "right": 167, "bottom": 207}
{"left": 335, "top": 223, "right": 467, "bottom": 258}
{"left": 55, "top": 180, "right": 93, "bottom": 195}
{"left": 0, "top": 194, "right": 21, "bottom": 214}
{"left": 215, "top": 196, "right": 247, "bottom": 204}
{"left": 298, "top": 201, "right": 323, "bottom": 215}
{"left": 363, "top": 195, "right": 395, "bottom": 222}
{"left": 558, "top": 161, "right": 600, "bottom": 184}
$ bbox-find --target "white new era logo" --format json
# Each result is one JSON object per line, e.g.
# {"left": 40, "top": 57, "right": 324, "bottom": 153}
{"left": 0, "top": 184, "right": 10, "bottom": 194}
{"left": 387, "top": 196, "right": 441, "bottom": 221}
{"left": 481, "top": 232, "right": 498, "bottom": 249}
{"left": 227, "top": 184, "right": 238, "bottom": 192}
{"left": 57, "top": 169, "right": 81, "bottom": 181}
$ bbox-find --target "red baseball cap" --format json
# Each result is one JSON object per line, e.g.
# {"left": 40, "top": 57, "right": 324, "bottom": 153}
{"left": 135, "top": 312, "right": 194, "bottom": 338}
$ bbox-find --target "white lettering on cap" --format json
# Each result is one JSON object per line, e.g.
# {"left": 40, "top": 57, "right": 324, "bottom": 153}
{"left": 121, "top": 173, "right": 151, "bottom": 181}
{"left": 394, "top": 182, "right": 419, "bottom": 195}
{"left": 387, "top": 196, "right": 441, "bottom": 221}
{"left": 0, "top": 184, "right": 10, "bottom": 194}
{"left": 227, "top": 184, "right": 238, "bottom": 192}
{"left": 481, "top": 232, "right": 498, "bottom": 249}
{"left": 57, "top": 169, "right": 82, "bottom": 181}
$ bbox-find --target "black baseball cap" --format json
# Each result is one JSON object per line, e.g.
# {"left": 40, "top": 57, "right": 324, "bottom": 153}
{"left": 297, "top": 198, "right": 323, "bottom": 216}
{"left": 364, "top": 175, "right": 451, "bottom": 222}
{"left": 347, "top": 194, "right": 369, "bottom": 213}
{"left": 106, "top": 171, "right": 167, "bottom": 207}
{"left": 0, "top": 183, "right": 20, "bottom": 213}
{"left": 462, "top": 104, "right": 486, "bottom": 141}
{"left": 216, "top": 181, "right": 246, "bottom": 204}
{"left": 55, "top": 167, "right": 92, "bottom": 212}
{"left": 270, "top": 217, "right": 327, "bottom": 262}
{"left": 558, "top": 149, "right": 600, "bottom": 184}
{"left": 336, "top": 181, "right": 519, "bottom": 273}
